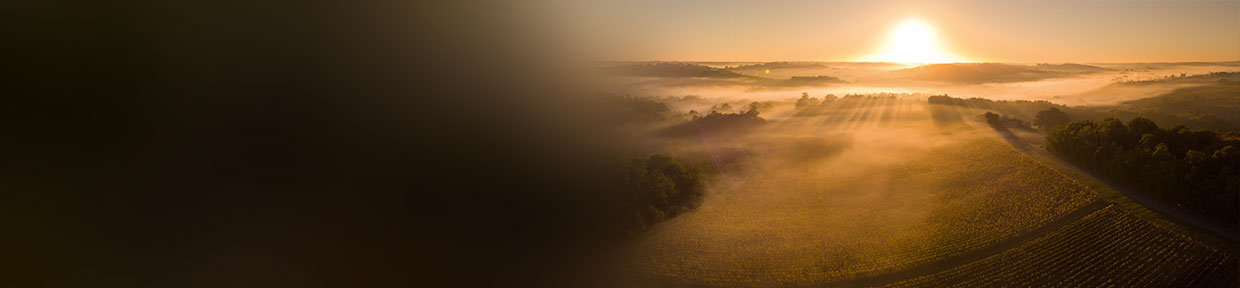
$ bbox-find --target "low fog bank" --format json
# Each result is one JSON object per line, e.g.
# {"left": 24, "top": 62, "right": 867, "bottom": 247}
{"left": 593, "top": 61, "right": 1239, "bottom": 106}
{"left": 595, "top": 92, "right": 993, "bottom": 202}
{"left": 607, "top": 92, "right": 1075, "bottom": 286}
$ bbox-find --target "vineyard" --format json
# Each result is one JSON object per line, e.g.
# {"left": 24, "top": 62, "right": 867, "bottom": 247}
{"left": 882, "top": 204, "right": 1239, "bottom": 287}
{"left": 622, "top": 98, "right": 1238, "bottom": 287}
{"left": 625, "top": 124, "right": 1101, "bottom": 286}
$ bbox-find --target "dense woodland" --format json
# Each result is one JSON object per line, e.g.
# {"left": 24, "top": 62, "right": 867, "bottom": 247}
{"left": 600, "top": 94, "right": 744, "bottom": 235}
{"left": 1046, "top": 117, "right": 1240, "bottom": 227}
{"left": 612, "top": 155, "right": 707, "bottom": 235}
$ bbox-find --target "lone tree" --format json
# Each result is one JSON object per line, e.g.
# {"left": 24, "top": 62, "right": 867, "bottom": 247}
{"left": 1035, "top": 107, "right": 1071, "bottom": 131}
{"left": 984, "top": 111, "right": 1002, "bottom": 127}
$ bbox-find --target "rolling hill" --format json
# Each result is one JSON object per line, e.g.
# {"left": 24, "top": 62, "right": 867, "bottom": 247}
{"left": 1119, "top": 82, "right": 1240, "bottom": 129}
{"left": 603, "top": 62, "right": 750, "bottom": 79}
{"left": 883, "top": 63, "right": 1107, "bottom": 84}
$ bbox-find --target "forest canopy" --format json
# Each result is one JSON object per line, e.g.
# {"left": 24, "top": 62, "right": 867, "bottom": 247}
{"left": 1046, "top": 117, "right": 1240, "bottom": 227}
{"left": 611, "top": 155, "right": 707, "bottom": 235}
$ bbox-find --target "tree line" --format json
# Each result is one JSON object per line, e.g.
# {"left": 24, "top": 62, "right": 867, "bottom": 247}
{"left": 660, "top": 106, "right": 766, "bottom": 137}
{"left": 1045, "top": 117, "right": 1240, "bottom": 227}
{"left": 984, "top": 111, "right": 1034, "bottom": 131}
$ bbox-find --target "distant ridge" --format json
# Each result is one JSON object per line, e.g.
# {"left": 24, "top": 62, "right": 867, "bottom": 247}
{"left": 884, "top": 63, "right": 1059, "bottom": 83}
{"left": 881, "top": 62, "right": 1108, "bottom": 84}
{"left": 1033, "top": 63, "right": 1112, "bottom": 73}
{"left": 726, "top": 61, "right": 830, "bottom": 70}
{"left": 603, "top": 62, "right": 749, "bottom": 78}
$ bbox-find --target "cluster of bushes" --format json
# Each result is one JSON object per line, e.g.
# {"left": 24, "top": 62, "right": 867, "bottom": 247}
{"left": 660, "top": 106, "right": 766, "bottom": 137}
{"left": 1046, "top": 117, "right": 1240, "bottom": 226}
{"left": 612, "top": 155, "right": 707, "bottom": 235}
{"left": 927, "top": 95, "right": 968, "bottom": 106}
{"left": 982, "top": 111, "right": 1034, "bottom": 131}
{"left": 928, "top": 95, "right": 1060, "bottom": 110}
{"left": 1034, "top": 107, "right": 1072, "bottom": 131}
{"left": 729, "top": 61, "right": 828, "bottom": 70}
{"left": 693, "top": 108, "right": 765, "bottom": 129}
{"left": 794, "top": 92, "right": 838, "bottom": 108}
{"left": 778, "top": 75, "right": 847, "bottom": 86}
{"left": 788, "top": 76, "right": 842, "bottom": 82}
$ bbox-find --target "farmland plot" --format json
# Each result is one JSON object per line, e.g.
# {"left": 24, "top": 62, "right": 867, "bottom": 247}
{"left": 625, "top": 103, "right": 1100, "bottom": 286}
{"left": 882, "top": 204, "right": 1239, "bottom": 287}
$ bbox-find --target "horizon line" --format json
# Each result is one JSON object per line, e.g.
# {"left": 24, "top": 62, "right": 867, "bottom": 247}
{"left": 593, "top": 60, "right": 1240, "bottom": 65}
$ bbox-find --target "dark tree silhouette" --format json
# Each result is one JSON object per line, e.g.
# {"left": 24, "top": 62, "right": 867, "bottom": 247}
{"left": 658, "top": 109, "right": 766, "bottom": 138}
{"left": 1046, "top": 117, "right": 1240, "bottom": 227}
{"left": 612, "top": 155, "right": 706, "bottom": 235}
{"left": 795, "top": 92, "right": 820, "bottom": 108}
{"left": 1035, "top": 107, "right": 1072, "bottom": 131}
{"left": 984, "top": 111, "right": 1002, "bottom": 127}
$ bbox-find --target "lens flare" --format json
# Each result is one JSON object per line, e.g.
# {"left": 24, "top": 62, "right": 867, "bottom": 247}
{"left": 865, "top": 19, "right": 963, "bottom": 64}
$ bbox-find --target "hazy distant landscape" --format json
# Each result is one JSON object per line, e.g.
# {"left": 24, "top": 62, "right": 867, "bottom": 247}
{"left": 592, "top": 59, "right": 1240, "bottom": 286}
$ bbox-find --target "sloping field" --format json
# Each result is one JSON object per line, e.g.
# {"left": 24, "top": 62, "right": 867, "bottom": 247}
{"left": 625, "top": 111, "right": 1100, "bottom": 286}
{"left": 882, "top": 204, "right": 1239, "bottom": 287}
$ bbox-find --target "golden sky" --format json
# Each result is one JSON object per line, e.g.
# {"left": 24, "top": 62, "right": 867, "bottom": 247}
{"left": 562, "top": 0, "right": 1240, "bottom": 63}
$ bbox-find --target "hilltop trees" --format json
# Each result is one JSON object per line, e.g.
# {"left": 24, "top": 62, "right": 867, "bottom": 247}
{"left": 984, "top": 112, "right": 1002, "bottom": 126}
{"left": 1046, "top": 117, "right": 1240, "bottom": 226}
{"left": 983, "top": 111, "right": 1034, "bottom": 131}
{"left": 746, "top": 101, "right": 773, "bottom": 115}
{"left": 822, "top": 94, "right": 839, "bottom": 103}
{"left": 659, "top": 103, "right": 766, "bottom": 138}
{"left": 927, "top": 95, "right": 968, "bottom": 106}
{"left": 781, "top": 75, "right": 847, "bottom": 86}
{"left": 610, "top": 62, "right": 747, "bottom": 78}
{"left": 1035, "top": 107, "right": 1072, "bottom": 131}
{"left": 795, "top": 92, "right": 820, "bottom": 108}
{"left": 793, "top": 93, "right": 843, "bottom": 113}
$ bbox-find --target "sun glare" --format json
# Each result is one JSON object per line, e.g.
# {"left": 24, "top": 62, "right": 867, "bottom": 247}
{"left": 865, "top": 19, "right": 963, "bottom": 64}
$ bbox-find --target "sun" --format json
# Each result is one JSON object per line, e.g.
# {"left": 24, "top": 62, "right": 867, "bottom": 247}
{"left": 864, "top": 19, "right": 963, "bottom": 64}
